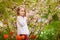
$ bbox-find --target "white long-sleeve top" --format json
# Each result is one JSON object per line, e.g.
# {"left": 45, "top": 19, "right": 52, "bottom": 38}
{"left": 17, "top": 16, "right": 30, "bottom": 35}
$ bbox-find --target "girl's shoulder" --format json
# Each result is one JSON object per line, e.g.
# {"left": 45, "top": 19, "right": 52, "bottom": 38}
{"left": 17, "top": 16, "right": 27, "bottom": 20}
{"left": 24, "top": 17, "right": 27, "bottom": 20}
{"left": 17, "top": 16, "right": 22, "bottom": 19}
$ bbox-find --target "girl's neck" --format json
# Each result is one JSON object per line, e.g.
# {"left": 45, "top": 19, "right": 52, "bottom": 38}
{"left": 21, "top": 16, "right": 25, "bottom": 17}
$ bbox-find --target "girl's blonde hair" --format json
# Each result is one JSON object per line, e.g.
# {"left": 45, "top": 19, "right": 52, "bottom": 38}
{"left": 16, "top": 5, "right": 26, "bottom": 16}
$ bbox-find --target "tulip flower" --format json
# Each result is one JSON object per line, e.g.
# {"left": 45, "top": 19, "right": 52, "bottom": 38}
{"left": 16, "top": 35, "right": 21, "bottom": 40}
{"left": 4, "top": 34, "right": 8, "bottom": 39}
{"left": 9, "top": 31, "right": 13, "bottom": 35}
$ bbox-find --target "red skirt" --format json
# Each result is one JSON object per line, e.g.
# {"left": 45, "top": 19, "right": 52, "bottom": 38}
{"left": 20, "top": 34, "right": 29, "bottom": 40}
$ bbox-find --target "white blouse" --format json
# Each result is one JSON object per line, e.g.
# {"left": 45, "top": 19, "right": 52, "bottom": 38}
{"left": 17, "top": 16, "right": 30, "bottom": 35}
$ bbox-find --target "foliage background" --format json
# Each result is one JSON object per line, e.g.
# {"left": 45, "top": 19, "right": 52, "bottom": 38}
{"left": 0, "top": 0, "right": 60, "bottom": 40}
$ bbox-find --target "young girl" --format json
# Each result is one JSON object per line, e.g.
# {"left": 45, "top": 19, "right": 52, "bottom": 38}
{"left": 16, "top": 6, "right": 30, "bottom": 40}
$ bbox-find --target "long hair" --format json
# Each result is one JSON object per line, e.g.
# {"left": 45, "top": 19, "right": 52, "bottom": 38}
{"left": 16, "top": 5, "right": 26, "bottom": 17}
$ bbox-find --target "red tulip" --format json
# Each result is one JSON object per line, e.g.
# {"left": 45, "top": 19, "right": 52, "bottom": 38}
{"left": 21, "top": 35, "right": 25, "bottom": 39}
{"left": 9, "top": 31, "right": 13, "bottom": 35}
{"left": 16, "top": 35, "right": 21, "bottom": 40}
{"left": 30, "top": 35, "right": 36, "bottom": 39}
{"left": 3, "top": 34, "right": 8, "bottom": 39}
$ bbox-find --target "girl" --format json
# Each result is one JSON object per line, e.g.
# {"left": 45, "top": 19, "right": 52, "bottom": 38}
{"left": 16, "top": 5, "right": 30, "bottom": 40}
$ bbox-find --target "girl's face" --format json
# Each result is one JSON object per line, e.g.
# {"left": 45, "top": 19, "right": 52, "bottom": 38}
{"left": 19, "top": 8, "right": 25, "bottom": 17}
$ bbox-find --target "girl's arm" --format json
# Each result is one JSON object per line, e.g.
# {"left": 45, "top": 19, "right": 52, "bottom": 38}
{"left": 17, "top": 17, "right": 25, "bottom": 27}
